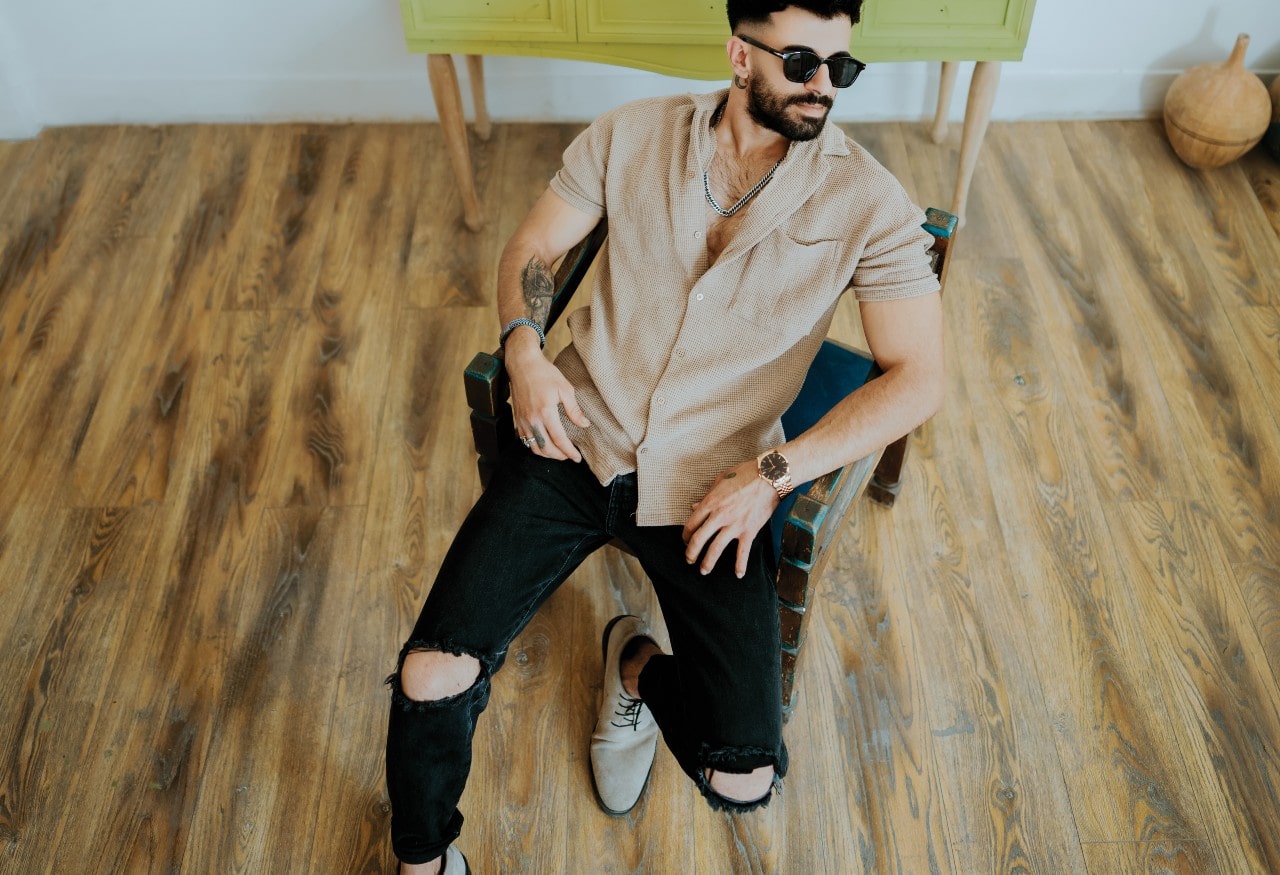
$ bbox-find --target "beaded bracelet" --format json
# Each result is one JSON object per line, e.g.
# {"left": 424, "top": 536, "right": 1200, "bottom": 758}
{"left": 499, "top": 317, "right": 546, "bottom": 349}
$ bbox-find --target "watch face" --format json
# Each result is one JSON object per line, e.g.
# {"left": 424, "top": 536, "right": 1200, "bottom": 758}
{"left": 760, "top": 452, "right": 789, "bottom": 481}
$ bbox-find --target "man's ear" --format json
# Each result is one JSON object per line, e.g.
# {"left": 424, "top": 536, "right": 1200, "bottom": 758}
{"left": 725, "top": 35, "right": 752, "bottom": 81}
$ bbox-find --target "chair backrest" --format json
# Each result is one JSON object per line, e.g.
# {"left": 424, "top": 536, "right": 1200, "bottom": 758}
{"left": 464, "top": 206, "right": 957, "bottom": 720}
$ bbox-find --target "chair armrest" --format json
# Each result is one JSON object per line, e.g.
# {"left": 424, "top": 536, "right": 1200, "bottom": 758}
{"left": 463, "top": 220, "right": 609, "bottom": 486}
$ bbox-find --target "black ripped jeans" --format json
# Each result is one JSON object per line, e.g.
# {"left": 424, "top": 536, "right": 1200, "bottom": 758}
{"left": 384, "top": 450, "right": 788, "bottom": 865}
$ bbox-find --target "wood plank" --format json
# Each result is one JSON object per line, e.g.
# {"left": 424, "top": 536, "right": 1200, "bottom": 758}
{"left": 0, "top": 506, "right": 159, "bottom": 872}
{"left": 2, "top": 120, "right": 1280, "bottom": 874}
{"left": 0, "top": 136, "right": 39, "bottom": 245}
{"left": 303, "top": 304, "right": 484, "bottom": 873}
{"left": 178, "top": 505, "right": 366, "bottom": 871}
{"left": 225, "top": 125, "right": 349, "bottom": 311}
{"left": 1240, "top": 146, "right": 1280, "bottom": 241}
{"left": 1082, "top": 841, "right": 1216, "bottom": 874}
{"left": 886, "top": 361, "right": 1088, "bottom": 871}
{"left": 795, "top": 500, "right": 953, "bottom": 874}
{"left": 51, "top": 304, "right": 309, "bottom": 872}
{"left": 986, "top": 122, "right": 1195, "bottom": 503}
{"left": 255, "top": 125, "right": 408, "bottom": 508}
{"left": 405, "top": 123, "right": 507, "bottom": 310}
{"left": 65, "top": 127, "right": 260, "bottom": 507}
{"left": 1059, "top": 122, "right": 1280, "bottom": 564}
{"left": 1104, "top": 500, "right": 1280, "bottom": 871}
{"left": 1161, "top": 145, "right": 1280, "bottom": 308}
{"left": 951, "top": 254, "right": 1214, "bottom": 861}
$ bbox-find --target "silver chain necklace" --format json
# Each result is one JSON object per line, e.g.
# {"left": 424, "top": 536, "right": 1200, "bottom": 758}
{"left": 703, "top": 101, "right": 783, "bottom": 218}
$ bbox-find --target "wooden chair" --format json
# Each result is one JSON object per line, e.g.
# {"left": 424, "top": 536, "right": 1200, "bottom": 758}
{"left": 464, "top": 208, "right": 956, "bottom": 720}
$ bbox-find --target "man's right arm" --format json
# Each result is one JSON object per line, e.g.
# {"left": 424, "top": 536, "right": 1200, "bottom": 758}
{"left": 498, "top": 187, "right": 602, "bottom": 462}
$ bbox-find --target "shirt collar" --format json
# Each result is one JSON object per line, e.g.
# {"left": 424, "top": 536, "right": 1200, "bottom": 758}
{"left": 688, "top": 87, "right": 852, "bottom": 171}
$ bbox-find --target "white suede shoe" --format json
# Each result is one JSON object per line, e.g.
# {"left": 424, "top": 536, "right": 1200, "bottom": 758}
{"left": 590, "top": 615, "right": 660, "bottom": 816}
{"left": 443, "top": 845, "right": 469, "bottom": 874}
{"left": 399, "top": 845, "right": 468, "bottom": 875}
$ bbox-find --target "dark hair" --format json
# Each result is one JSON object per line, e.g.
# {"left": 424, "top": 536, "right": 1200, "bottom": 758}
{"left": 727, "top": 1, "right": 863, "bottom": 32}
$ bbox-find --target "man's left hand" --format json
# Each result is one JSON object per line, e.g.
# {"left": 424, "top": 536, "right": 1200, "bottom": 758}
{"left": 682, "top": 457, "right": 780, "bottom": 579}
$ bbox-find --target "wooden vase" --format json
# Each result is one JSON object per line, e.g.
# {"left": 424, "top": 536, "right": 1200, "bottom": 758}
{"left": 1266, "top": 74, "right": 1280, "bottom": 162}
{"left": 1163, "top": 33, "right": 1270, "bottom": 169}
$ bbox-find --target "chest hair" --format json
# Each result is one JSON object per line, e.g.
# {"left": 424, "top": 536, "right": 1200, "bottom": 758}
{"left": 704, "top": 151, "right": 782, "bottom": 262}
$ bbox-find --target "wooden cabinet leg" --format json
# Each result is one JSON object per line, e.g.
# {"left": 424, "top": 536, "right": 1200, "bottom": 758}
{"left": 952, "top": 60, "right": 1000, "bottom": 227}
{"left": 427, "top": 54, "right": 485, "bottom": 232}
{"left": 931, "top": 61, "right": 959, "bottom": 144}
{"left": 465, "top": 56, "right": 492, "bottom": 142}
{"left": 869, "top": 434, "right": 910, "bottom": 507}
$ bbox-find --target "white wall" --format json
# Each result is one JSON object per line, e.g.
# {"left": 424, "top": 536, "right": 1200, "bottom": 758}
{"left": 2, "top": 0, "right": 1278, "bottom": 139}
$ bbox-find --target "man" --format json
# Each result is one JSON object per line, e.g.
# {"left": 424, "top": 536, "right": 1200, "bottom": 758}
{"left": 385, "top": 1, "right": 945, "bottom": 871}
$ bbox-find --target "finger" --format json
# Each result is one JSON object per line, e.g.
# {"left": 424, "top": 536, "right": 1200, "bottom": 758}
{"left": 560, "top": 396, "right": 592, "bottom": 430}
{"left": 734, "top": 531, "right": 756, "bottom": 579}
{"left": 700, "top": 528, "right": 738, "bottom": 576}
{"left": 531, "top": 425, "right": 568, "bottom": 461}
{"left": 682, "top": 503, "right": 709, "bottom": 545}
{"left": 685, "top": 514, "right": 719, "bottom": 565}
{"left": 540, "top": 415, "right": 582, "bottom": 463}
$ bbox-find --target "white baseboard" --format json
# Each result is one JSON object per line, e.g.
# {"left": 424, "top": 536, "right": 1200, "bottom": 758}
{"left": 19, "top": 63, "right": 1278, "bottom": 129}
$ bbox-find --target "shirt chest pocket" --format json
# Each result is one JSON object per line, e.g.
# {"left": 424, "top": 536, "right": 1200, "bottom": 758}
{"left": 728, "top": 234, "right": 845, "bottom": 333}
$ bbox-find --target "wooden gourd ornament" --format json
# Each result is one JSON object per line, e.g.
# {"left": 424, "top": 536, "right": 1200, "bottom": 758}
{"left": 1266, "top": 73, "right": 1280, "bottom": 162}
{"left": 1163, "top": 33, "right": 1270, "bottom": 169}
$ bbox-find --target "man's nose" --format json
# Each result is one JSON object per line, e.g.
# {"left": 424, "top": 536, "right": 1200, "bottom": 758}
{"left": 805, "top": 62, "right": 836, "bottom": 98}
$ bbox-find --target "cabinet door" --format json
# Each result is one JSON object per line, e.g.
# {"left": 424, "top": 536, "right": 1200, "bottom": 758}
{"left": 402, "top": 0, "right": 575, "bottom": 43}
{"left": 854, "top": 0, "right": 1036, "bottom": 60}
{"left": 577, "top": 0, "right": 726, "bottom": 44}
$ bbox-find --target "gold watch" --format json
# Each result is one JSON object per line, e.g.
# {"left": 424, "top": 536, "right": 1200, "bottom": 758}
{"left": 757, "top": 450, "right": 794, "bottom": 498}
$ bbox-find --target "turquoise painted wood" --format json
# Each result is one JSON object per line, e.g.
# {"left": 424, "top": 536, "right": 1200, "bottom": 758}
{"left": 401, "top": 0, "right": 1037, "bottom": 74}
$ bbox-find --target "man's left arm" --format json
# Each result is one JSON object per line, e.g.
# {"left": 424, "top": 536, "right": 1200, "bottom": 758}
{"left": 682, "top": 291, "right": 945, "bottom": 578}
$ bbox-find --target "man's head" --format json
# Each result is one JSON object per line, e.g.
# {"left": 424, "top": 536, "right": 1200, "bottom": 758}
{"left": 725, "top": 2, "right": 864, "bottom": 141}
{"left": 727, "top": 1, "right": 862, "bottom": 32}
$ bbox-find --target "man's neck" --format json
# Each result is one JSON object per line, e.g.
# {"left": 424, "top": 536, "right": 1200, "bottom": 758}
{"left": 713, "top": 91, "right": 790, "bottom": 163}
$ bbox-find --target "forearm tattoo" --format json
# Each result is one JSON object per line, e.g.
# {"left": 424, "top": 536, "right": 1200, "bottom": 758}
{"left": 521, "top": 257, "right": 555, "bottom": 327}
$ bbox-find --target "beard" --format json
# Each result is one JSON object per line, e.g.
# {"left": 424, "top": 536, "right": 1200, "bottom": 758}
{"left": 746, "top": 76, "right": 834, "bottom": 142}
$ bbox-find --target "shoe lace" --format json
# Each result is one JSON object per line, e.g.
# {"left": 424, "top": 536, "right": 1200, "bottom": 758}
{"left": 610, "top": 694, "right": 645, "bottom": 730}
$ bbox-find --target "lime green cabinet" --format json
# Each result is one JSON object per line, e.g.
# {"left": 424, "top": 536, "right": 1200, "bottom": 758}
{"left": 400, "top": 0, "right": 1036, "bottom": 230}
{"left": 401, "top": 0, "right": 1036, "bottom": 69}
{"left": 402, "top": 0, "right": 576, "bottom": 44}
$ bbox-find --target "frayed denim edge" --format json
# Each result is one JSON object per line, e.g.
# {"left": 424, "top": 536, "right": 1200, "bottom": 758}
{"left": 384, "top": 637, "right": 494, "bottom": 713}
{"left": 696, "top": 743, "right": 788, "bottom": 814}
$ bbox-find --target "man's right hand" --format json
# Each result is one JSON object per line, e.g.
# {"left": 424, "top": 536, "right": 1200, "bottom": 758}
{"left": 506, "top": 330, "right": 591, "bottom": 462}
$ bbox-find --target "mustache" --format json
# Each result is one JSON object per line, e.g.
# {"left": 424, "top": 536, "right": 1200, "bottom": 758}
{"left": 787, "top": 95, "right": 833, "bottom": 109}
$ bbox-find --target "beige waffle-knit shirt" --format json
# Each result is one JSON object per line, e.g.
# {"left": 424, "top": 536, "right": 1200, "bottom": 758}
{"left": 548, "top": 88, "right": 940, "bottom": 526}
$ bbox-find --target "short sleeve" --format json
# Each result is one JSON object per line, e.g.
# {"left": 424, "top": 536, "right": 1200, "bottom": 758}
{"left": 850, "top": 192, "right": 941, "bottom": 303}
{"left": 548, "top": 112, "right": 614, "bottom": 218}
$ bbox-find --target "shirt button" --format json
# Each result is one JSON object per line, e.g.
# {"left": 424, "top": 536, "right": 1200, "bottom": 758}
{"left": 676, "top": 348, "right": 686, "bottom": 358}
{"left": 639, "top": 447, "right": 649, "bottom": 455}
{"left": 656, "top": 396, "right": 666, "bottom": 406}
{"left": 696, "top": 293, "right": 704, "bottom": 301}
{"left": 693, "top": 230, "right": 703, "bottom": 239}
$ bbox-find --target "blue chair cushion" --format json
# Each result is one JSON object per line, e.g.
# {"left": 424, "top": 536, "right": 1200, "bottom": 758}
{"left": 769, "top": 339, "right": 878, "bottom": 563}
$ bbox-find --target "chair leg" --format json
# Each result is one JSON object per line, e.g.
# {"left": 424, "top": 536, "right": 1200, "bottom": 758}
{"left": 931, "top": 61, "right": 959, "bottom": 144}
{"left": 465, "top": 55, "right": 492, "bottom": 142}
{"left": 951, "top": 60, "right": 1001, "bottom": 227}
{"left": 427, "top": 54, "right": 485, "bottom": 232}
{"left": 868, "top": 434, "right": 911, "bottom": 507}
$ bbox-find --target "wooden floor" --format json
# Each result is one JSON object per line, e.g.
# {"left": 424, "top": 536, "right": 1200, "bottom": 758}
{"left": 0, "top": 118, "right": 1278, "bottom": 874}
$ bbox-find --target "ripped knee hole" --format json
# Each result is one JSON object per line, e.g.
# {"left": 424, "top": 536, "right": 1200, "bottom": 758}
{"left": 400, "top": 650, "right": 481, "bottom": 702}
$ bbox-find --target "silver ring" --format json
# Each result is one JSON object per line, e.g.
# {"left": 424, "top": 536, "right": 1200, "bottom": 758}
{"left": 521, "top": 436, "right": 535, "bottom": 447}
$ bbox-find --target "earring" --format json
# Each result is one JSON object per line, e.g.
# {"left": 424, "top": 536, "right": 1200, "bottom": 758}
{"left": 733, "top": 74, "right": 748, "bottom": 89}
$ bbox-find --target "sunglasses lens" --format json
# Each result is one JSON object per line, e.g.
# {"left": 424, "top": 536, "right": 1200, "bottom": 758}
{"left": 829, "top": 58, "right": 859, "bottom": 87}
{"left": 783, "top": 51, "right": 821, "bottom": 83}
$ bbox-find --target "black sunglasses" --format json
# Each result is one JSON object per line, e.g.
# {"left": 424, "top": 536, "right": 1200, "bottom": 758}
{"left": 737, "top": 34, "right": 866, "bottom": 88}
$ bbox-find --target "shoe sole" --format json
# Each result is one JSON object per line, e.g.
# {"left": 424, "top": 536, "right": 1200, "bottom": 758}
{"left": 590, "top": 614, "right": 655, "bottom": 817}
